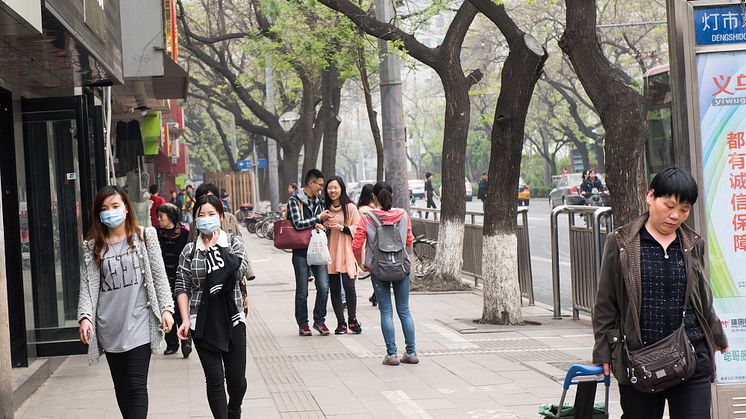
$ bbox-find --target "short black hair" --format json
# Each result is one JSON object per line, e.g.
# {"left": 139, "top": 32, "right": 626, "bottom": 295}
{"left": 186, "top": 184, "right": 193, "bottom": 191}
{"left": 425, "top": 172, "right": 432, "bottom": 178}
{"left": 148, "top": 184, "right": 159, "bottom": 195}
{"left": 156, "top": 203, "right": 179, "bottom": 225}
{"left": 195, "top": 183, "right": 219, "bottom": 201}
{"left": 649, "top": 166, "right": 698, "bottom": 205}
{"left": 304, "top": 169, "right": 324, "bottom": 186}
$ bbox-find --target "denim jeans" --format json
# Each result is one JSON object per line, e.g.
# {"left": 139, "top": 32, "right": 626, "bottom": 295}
{"left": 371, "top": 276, "right": 416, "bottom": 355}
{"left": 292, "top": 250, "right": 330, "bottom": 326}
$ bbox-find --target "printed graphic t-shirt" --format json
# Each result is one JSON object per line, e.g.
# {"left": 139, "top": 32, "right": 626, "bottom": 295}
{"left": 96, "top": 239, "right": 151, "bottom": 353}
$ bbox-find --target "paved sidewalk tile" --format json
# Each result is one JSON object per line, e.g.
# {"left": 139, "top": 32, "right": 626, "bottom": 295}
{"left": 16, "top": 230, "right": 626, "bottom": 418}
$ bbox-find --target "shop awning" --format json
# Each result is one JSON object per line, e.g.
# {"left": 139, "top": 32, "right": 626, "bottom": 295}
{"left": 153, "top": 53, "right": 188, "bottom": 100}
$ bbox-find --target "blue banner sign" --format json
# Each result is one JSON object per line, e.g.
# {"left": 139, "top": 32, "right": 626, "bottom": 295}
{"left": 236, "top": 159, "right": 252, "bottom": 171}
{"left": 694, "top": 5, "right": 746, "bottom": 46}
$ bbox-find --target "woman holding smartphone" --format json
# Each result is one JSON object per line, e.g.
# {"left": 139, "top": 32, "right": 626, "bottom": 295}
{"left": 78, "top": 185, "right": 175, "bottom": 419}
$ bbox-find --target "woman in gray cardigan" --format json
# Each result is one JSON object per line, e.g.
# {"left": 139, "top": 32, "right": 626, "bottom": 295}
{"left": 78, "top": 185, "right": 174, "bottom": 419}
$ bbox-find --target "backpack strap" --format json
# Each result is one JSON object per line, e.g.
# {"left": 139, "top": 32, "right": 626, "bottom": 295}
{"left": 366, "top": 211, "right": 382, "bottom": 228}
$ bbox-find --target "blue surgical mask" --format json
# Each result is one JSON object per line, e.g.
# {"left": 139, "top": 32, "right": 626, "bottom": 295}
{"left": 196, "top": 215, "right": 221, "bottom": 235}
{"left": 100, "top": 208, "right": 126, "bottom": 228}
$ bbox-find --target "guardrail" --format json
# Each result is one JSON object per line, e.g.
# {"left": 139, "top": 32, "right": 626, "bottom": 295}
{"left": 410, "top": 207, "right": 534, "bottom": 305}
{"left": 550, "top": 205, "right": 613, "bottom": 319}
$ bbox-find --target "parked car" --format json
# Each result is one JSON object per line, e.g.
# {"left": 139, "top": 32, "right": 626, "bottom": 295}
{"left": 518, "top": 177, "right": 530, "bottom": 206}
{"left": 549, "top": 173, "right": 609, "bottom": 207}
{"left": 408, "top": 179, "right": 425, "bottom": 199}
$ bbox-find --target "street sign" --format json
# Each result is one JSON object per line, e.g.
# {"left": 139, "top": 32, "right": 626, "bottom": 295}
{"left": 236, "top": 159, "right": 252, "bottom": 171}
{"left": 258, "top": 158, "right": 267, "bottom": 169}
{"left": 693, "top": 5, "right": 746, "bottom": 47}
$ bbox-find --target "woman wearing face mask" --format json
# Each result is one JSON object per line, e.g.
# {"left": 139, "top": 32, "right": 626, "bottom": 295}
{"left": 174, "top": 194, "right": 249, "bottom": 419}
{"left": 78, "top": 185, "right": 175, "bottom": 419}
{"left": 323, "top": 176, "right": 362, "bottom": 334}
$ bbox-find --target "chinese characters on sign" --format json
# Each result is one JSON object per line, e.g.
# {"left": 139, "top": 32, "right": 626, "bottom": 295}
{"left": 729, "top": 132, "right": 746, "bottom": 253}
{"left": 694, "top": 6, "right": 746, "bottom": 46}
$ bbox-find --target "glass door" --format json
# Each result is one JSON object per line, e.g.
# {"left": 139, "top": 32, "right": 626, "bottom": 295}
{"left": 22, "top": 96, "right": 92, "bottom": 356}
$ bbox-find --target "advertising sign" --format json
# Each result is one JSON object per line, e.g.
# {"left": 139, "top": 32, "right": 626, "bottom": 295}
{"left": 696, "top": 49, "right": 746, "bottom": 382}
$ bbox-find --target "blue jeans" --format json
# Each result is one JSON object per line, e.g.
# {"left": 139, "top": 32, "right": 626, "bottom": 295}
{"left": 371, "top": 276, "right": 416, "bottom": 356}
{"left": 292, "top": 251, "right": 330, "bottom": 326}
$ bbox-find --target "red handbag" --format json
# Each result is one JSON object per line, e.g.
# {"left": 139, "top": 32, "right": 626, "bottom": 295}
{"left": 273, "top": 199, "right": 312, "bottom": 249}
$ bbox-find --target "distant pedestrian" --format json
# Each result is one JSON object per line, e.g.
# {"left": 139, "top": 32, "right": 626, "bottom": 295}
{"left": 357, "top": 184, "right": 377, "bottom": 307}
{"left": 353, "top": 182, "right": 417, "bottom": 366}
{"left": 592, "top": 167, "right": 728, "bottom": 418}
{"left": 323, "top": 176, "right": 362, "bottom": 335}
{"left": 175, "top": 194, "right": 249, "bottom": 419}
{"left": 221, "top": 191, "right": 232, "bottom": 214}
{"left": 78, "top": 185, "right": 175, "bottom": 419}
{"left": 181, "top": 185, "right": 195, "bottom": 226}
{"left": 561, "top": 168, "right": 568, "bottom": 176}
{"left": 424, "top": 172, "right": 436, "bottom": 219}
{"left": 169, "top": 190, "right": 182, "bottom": 220}
{"left": 289, "top": 169, "right": 332, "bottom": 336}
{"left": 148, "top": 184, "right": 166, "bottom": 227}
{"left": 156, "top": 203, "right": 192, "bottom": 358}
{"left": 477, "top": 173, "right": 488, "bottom": 205}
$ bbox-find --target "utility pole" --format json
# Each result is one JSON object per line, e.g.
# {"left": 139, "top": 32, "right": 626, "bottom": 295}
{"left": 375, "top": 0, "right": 409, "bottom": 209}
{"left": 265, "top": 56, "right": 280, "bottom": 212}
{"left": 0, "top": 178, "right": 13, "bottom": 417}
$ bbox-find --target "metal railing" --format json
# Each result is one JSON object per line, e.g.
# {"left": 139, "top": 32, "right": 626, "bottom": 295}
{"left": 410, "top": 207, "right": 534, "bottom": 305}
{"left": 550, "top": 205, "right": 613, "bottom": 319}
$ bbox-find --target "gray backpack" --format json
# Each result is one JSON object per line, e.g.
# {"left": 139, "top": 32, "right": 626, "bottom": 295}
{"left": 366, "top": 212, "right": 410, "bottom": 281}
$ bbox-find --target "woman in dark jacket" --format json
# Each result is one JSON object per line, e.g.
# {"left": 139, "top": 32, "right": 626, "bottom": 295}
{"left": 175, "top": 195, "right": 249, "bottom": 419}
{"left": 592, "top": 167, "right": 728, "bottom": 419}
{"left": 156, "top": 203, "right": 192, "bottom": 357}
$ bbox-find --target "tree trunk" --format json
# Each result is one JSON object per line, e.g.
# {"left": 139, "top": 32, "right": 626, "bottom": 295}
{"left": 357, "top": 46, "right": 384, "bottom": 182}
{"left": 279, "top": 144, "right": 301, "bottom": 191}
{"left": 560, "top": 0, "right": 646, "bottom": 225}
{"left": 593, "top": 141, "right": 605, "bottom": 172}
{"left": 414, "top": 73, "right": 472, "bottom": 292}
{"left": 321, "top": 63, "right": 343, "bottom": 177}
{"left": 482, "top": 44, "right": 546, "bottom": 324}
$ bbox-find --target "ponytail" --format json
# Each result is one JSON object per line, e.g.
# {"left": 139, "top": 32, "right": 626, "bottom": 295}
{"left": 373, "top": 181, "right": 393, "bottom": 211}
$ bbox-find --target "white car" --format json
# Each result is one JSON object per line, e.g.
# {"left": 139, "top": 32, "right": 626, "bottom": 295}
{"left": 408, "top": 179, "right": 425, "bottom": 199}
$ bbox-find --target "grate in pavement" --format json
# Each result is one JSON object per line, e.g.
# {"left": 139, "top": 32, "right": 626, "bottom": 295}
{"left": 499, "top": 349, "right": 578, "bottom": 363}
{"left": 474, "top": 338, "right": 550, "bottom": 351}
{"left": 257, "top": 352, "right": 358, "bottom": 363}
{"left": 246, "top": 306, "right": 324, "bottom": 415}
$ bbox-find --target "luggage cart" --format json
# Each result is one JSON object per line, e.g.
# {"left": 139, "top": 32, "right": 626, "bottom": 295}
{"left": 538, "top": 364, "right": 610, "bottom": 418}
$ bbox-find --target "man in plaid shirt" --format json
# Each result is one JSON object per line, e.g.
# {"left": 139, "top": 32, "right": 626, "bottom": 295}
{"left": 289, "top": 169, "right": 332, "bottom": 336}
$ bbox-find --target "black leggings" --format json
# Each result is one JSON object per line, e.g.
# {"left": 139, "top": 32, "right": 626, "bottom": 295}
{"left": 105, "top": 343, "right": 151, "bottom": 419}
{"left": 329, "top": 273, "right": 357, "bottom": 323}
{"left": 194, "top": 323, "right": 247, "bottom": 419}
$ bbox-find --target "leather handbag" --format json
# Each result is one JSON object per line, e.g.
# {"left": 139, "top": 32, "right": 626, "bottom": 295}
{"left": 620, "top": 272, "right": 697, "bottom": 393}
{"left": 273, "top": 199, "right": 312, "bottom": 250}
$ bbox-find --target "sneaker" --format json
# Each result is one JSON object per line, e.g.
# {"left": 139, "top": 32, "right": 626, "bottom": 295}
{"left": 348, "top": 319, "right": 362, "bottom": 334}
{"left": 299, "top": 325, "right": 312, "bottom": 336}
{"left": 335, "top": 322, "right": 348, "bottom": 335}
{"left": 308, "top": 274, "right": 315, "bottom": 283}
{"left": 313, "top": 323, "right": 330, "bottom": 336}
{"left": 382, "top": 355, "right": 400, "bottom": 366}
{"left": 164, "top": 346, "right": 178, "bottom": 355}
{"left": 401, "top": 352, "right": 419, "bottom": 364}
{"left": 181, "top": 343, "right": 192, "bottom": 359}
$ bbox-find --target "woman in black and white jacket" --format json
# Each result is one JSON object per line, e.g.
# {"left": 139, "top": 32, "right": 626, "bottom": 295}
{"left": 174, "top": 194, "right": 249, "bottom": 419}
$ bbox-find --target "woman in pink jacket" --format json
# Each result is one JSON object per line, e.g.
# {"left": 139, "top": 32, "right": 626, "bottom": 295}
{"left": 324, "top": 176, "right": 362, "bottom": 334}
{"left": 352, "top": 182, "right": 417, "bottom": 366}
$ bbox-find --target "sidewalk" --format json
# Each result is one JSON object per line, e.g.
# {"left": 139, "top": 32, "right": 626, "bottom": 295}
{"left": 16, "top": 232, "right": 621, "bottom": 418}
